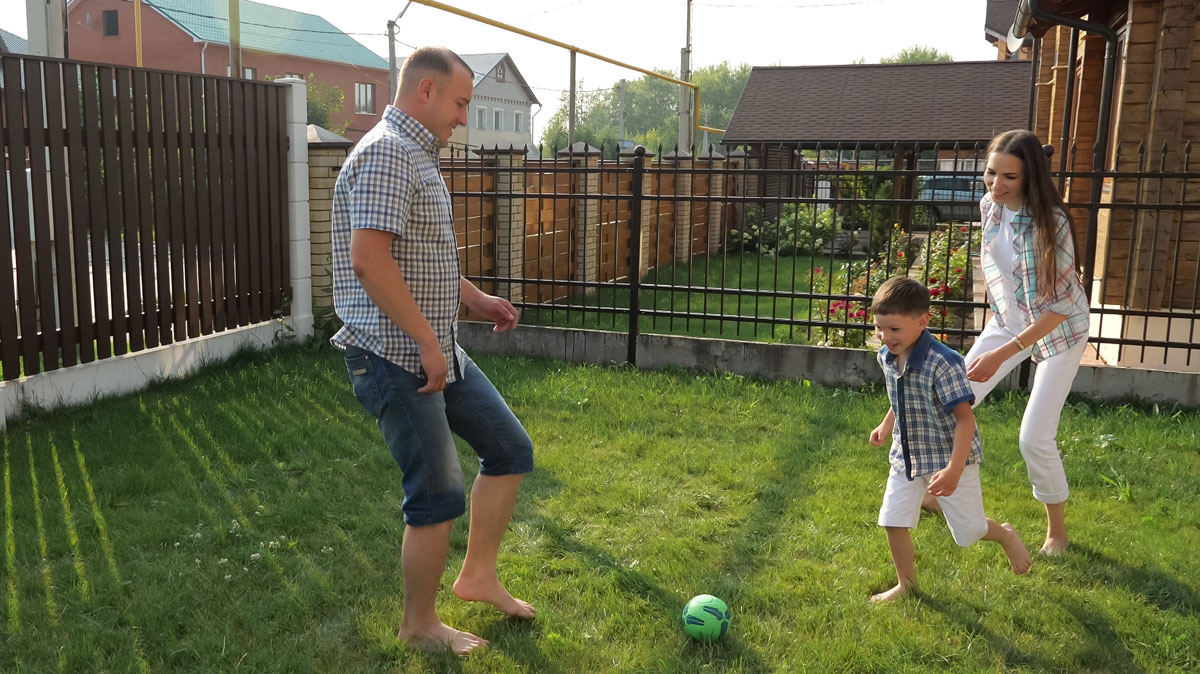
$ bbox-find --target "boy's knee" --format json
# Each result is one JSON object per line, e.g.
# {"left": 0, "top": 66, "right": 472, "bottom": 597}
{"left": 949, "top": 522, "right": 987, "bottom": 547}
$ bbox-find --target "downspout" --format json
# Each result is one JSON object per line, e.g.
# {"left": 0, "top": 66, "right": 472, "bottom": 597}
{"left": 1009, "top": 0, "right": 1117, "bottom": 301}
{"left": 530, "top": 102, "right": 542, "bottom": 154}
{"left": 200, "top": 41, "right": 209, "bottom": 75}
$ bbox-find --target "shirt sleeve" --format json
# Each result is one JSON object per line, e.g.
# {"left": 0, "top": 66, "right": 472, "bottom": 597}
{"left": 1042, "top": 208, "right": 1083, "bottom": 316}
{"left": 347, "top": 139, "right": 415, "bottom": 237}
{"left": 933, "top": 357, "right": 975, "bottom": 413}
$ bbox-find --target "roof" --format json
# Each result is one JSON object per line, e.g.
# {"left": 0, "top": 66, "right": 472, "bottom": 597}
{"left": 458, "top": 53, "right": 539, "bottom": 105}
{"left": 0, "top": 27, "right": 30, "bottom": 55}
{"left": 984, "top": 0, "right": 1022, "bottom": 42}
{"left": 722, "top": 60, "right": 1032, "bottom": 145}
{"left": 144, "top": 0, "right": 387, "bottom": 70}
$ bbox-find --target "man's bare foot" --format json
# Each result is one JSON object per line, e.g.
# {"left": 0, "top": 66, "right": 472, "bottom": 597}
{"left": 397, "top": 621, "right": 487, "bottom": 656}
{"left": 920, "top": 492, "right": 942, "bottom": 514}
{"left": 1000, "top": 523, "right": 1032, "bottom": 574}
{"left": 1039, "top": 535, "right": 1068, "bottom": 556}
{"left": 453, "top": 576, "right": 536, "bottom": 619}
{"left": 869, "top": 583, "right": 914, "bottom": 603}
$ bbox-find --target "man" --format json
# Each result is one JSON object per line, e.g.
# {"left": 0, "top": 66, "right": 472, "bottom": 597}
{"left": 330, "top": 46, "right": 534, "bottom": 656}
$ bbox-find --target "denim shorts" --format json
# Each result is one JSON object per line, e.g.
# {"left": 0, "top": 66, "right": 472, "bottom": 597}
{"left": 344, "top": 345, "right": 534, "bottom": 526}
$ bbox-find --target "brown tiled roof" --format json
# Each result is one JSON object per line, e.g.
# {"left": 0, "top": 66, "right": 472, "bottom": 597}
{"left": 722, "top": 60, "right": 1032, "bottom": 145}
{"left": 985, "top": 0, "right": 1021, "bottom": 41}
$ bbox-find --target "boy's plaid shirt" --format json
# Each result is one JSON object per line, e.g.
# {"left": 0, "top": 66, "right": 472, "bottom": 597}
{"left": 329, "top": 106, "right": 466, "bottom": 381}
{"left": 979, "top": 192, "right": 1090, "bottom": 363}
{"left": 878, "top": 330, "right": 982, "bottom": 480}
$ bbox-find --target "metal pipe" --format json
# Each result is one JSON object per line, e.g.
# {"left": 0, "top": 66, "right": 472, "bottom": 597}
{"left": 1057, "top": 27, "right": 1080, "bottom": 191}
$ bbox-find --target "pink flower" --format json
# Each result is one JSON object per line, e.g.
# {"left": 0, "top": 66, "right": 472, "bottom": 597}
{"left": 928, "top": 277, "right": 938, "bottom": 284}
{"left": 829, "top": 307, "right": 838, "bottom": 315}
{"left": 930, "top": 286, "right": 941, "bottom": 297}
{"left": 941, "top": 284, "right": 950, "bottom": 294}
{"left": 954, "top": 267, "right": 963, "bottom": 273}
{"left": 814, "top": 267, "right": 823, "bottom": 274}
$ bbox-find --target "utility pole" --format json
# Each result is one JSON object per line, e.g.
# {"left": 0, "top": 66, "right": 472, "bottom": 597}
{"left": 25, "top": 0, "right": 66, "bottom": 58}
{"left": 568, "top": 50, "right": 576, "bottom": 148}
{"left": 229, "top": 0, "right": 242, "bottom": 77}
{"left": 135, "top": 0, "right": 143, "bottom": 66}
{"left": 678, "top": 0, "right": 693, "bottom": 153}
{"left": 618, "top": 79, "right": 626, "bottom": 143}
{"left": 388, "top": 3, "right": 413, "bottom": 105}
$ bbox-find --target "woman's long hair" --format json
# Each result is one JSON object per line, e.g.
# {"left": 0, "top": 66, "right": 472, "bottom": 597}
{"left": 986, "top": 130, "right": 1077, "bottom": 301}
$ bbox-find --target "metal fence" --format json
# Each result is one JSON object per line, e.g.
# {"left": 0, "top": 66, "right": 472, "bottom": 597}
{"left": 446, "top": 140, "right": 1200, "bottom": 370}
{"left": 1, "top": 54, "right": 291, "bottom": 382}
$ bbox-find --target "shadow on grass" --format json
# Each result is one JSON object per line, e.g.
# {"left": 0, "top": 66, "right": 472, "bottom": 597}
{"left": 1068, "top": 543, "right": 1200, "bottom": 618}
{"left": 917, "top": 594, "right": 1060, "bottom": 671}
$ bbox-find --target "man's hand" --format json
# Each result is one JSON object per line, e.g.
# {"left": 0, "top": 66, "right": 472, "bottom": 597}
{"left": 927, "top": 464, "right": 963, "bottom": 497}
{"left": 467, "top": 293, "right": 520, "bottom": 332}
{"left": 417, "top": 342, "right": 449, "bottom": 394}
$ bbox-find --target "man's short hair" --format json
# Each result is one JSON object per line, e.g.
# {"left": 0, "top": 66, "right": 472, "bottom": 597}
{"left": 871, "top": 277, "right": 930, "bottom": 317}
{"left": 399, "top": 47, "right": 472, "bottom": 93}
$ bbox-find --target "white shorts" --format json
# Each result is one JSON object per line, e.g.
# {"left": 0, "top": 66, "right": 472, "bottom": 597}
{"left": 878, "top": 463, "right": 988, "bottom": 547}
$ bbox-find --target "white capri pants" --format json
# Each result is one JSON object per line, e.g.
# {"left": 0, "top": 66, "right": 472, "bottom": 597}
{"left": 878, "top": 463, "right": 988, "bottom": 547}
{"left": 965, "top": 316, "right": 1087, "bottom": 504}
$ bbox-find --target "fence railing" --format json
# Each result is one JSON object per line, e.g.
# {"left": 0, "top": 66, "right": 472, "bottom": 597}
{"left": 442, "top": 140, "right": 1200, "bottom": 370}
{"left": 1, "top": 54, "right": 290, "bottom": 382}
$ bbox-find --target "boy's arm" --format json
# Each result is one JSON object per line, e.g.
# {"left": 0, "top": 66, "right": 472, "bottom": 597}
{"left": 869, "top": 407, "right": 896, "bottom": 446}
{"left": 928, "top": 401, "right": 975, "bottom": 496}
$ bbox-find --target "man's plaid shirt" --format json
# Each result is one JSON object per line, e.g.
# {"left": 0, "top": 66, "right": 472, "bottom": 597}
{"left": 330, "top": 106, "right": 466, "bottom": 381}
{"left": 878, "top": 330, "right": 983, "bottom": 480}
{"left": 979, "top": 192, "right": 1090, "bottom": 363}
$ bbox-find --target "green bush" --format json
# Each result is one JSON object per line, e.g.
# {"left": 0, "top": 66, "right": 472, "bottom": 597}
{"left": 729, "top": 205, "right": 840, "bottom": 256}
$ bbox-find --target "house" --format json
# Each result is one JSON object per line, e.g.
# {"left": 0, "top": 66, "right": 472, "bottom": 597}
{"left": 65, "top": 0, "right": 389, "bottom": 140}
{"left": 0, "top": 27, "right": 30, "bottom": 55}
{"left": 443, "top": 53, "right": 540, "bottom": 157}
{"left": 988, "top": 0, "right": 1200, "bottom": 370}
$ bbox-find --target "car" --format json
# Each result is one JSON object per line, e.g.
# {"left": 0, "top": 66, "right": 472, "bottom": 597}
{"left": 914, "top": 176, "right": 987, "bottom": 226}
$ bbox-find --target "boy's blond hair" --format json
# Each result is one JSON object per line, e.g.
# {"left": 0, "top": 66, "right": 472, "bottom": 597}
{"left": 871, "top": 277, "right": 930, "bottom": 317}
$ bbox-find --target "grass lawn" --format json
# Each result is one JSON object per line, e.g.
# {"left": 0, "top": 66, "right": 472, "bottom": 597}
{"left": 3, "top": 345, "right": 1199, "bottom": 672}
{"left": 521, "top": 253, "right": 861, "bottom": 344}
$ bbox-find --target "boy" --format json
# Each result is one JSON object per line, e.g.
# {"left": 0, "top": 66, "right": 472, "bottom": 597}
{"left": 868, "top": 277, "right": 1031, "bottom": 602}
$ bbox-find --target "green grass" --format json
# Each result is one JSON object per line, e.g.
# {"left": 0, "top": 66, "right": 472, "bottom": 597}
{"left": 522, "top": 253, "right": 860, "bottom": 344}
{"left": 3, "top": 345, "right": 1199, "bottom": 672}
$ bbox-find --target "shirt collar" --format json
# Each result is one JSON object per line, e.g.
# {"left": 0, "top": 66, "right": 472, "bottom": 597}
{"left": 384, "top": 105, "right": 441, "bottom": 157}
{"left": 882, "top": 329, "right": 936, "bottom": 373}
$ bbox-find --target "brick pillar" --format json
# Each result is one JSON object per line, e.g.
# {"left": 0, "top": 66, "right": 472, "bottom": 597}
{"left": 279, "top": 77, "right": 313, "bottom": 338}
{"left": 305, "top": 126, "right": 352, "bottom": 314}
{"left": 619, "top": 146, "right": 656, "bottom": 274}
{"left": 476, "top": 144, "right": 527, "bottom": 303}
{"left": 697, "top": 147, "right": 727, "bottom": 254}
{"left": 559, "top": 142, "right": 602, "bottom": 294}
{"left": 663, "top": 149, "right": 694, "bottom": 262}
{"left": 727, "top": 149, "right": 747, "bottom": 243}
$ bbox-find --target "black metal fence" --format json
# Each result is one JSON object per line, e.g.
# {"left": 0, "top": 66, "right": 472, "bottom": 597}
{"left": 448, "top": 140, "right": 1199, "bottom": 370}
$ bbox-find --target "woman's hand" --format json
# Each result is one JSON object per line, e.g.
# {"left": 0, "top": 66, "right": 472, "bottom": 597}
{"left": 966, "top": 347, "right": 1008, "bottom": 382}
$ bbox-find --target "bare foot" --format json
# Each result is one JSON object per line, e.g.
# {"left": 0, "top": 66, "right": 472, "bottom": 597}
{"left": 1000, "top": 523, "right": 1032, "bottom": 575}
{"left": 1039, "top": 535, "right": 1069, "bottom": 556}
{"left": 397, "top": 621, "right": 487, "bottom": 656}
{"left": 869, "top": 583, "right": 914, "bottom": 603}
{"left": 920, "top": 491, "right": 942, "bottom": 514}
{"left": 453, "top": 576, "right": 536, "bottom": 619}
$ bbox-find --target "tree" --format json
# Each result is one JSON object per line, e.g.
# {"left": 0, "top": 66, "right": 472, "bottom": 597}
{"left": 539, "top": 62, "right": 751, "bottom": 157}
{"left": 305, "top": 74, "right": 349, "bottom": 136}
{"left": 879, "top": 45, "right": 954, "bottom": 64}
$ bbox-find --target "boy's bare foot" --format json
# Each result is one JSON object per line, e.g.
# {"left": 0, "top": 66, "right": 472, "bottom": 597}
{"left": 869, "top": 583, "right": 914, "bottom": 603}
{"left": 453, "top": 576, "right": 536, "bottom": 619}
{"left": 1000, "top": 523, "right": 1032, "bottom": 574}
{"left": 1039, "top": 536, "right": 1069, "bottom": 556}
{"left": 397, "top": 621, "right": 487, "bottom": 656}
{"left": 920, "top": 492, "right": 942, "bottom": 514}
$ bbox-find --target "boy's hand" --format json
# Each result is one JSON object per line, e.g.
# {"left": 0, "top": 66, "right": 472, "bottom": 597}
{"left": 928, "top": 465, "right": 963, "bottom": 496}
{"left": 869, "top": 424, "right": 891, "bottom": 446}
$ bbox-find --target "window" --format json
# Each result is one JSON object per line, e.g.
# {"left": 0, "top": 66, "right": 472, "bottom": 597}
{"left": 495, "top": 64, "right": 505, "bottom": 82}
{"left": 354, "top": 82, "right": 375, "bottom": 114}
{"left": 285, "top": 73, "right": 303, "bottom": 80}
{"left": 242, "top": 67, "right": 257, "bottom": 80}
{"left": 513, "top": 111, "right": 523, "bottom": 133}
{"left": 476, "top": 107, "right": 487, "bottom": 129}
{"left": 102, "top": 10, "right": 119, "bottom": 36}
{"left": 494, "top": 109, "right": 503, "bottom": 132}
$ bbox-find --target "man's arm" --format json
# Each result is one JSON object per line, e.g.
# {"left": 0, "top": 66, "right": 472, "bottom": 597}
{"left": 350, "top": 228, "right": 448, "bottom": 393}
{"left": 460, "top": 277, "right": 519, "bottom": 332}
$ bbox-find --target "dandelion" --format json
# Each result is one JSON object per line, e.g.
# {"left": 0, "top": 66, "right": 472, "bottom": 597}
{"left": 174, "top": 542, "right": 181, "bottom": 548}
{"left": 250, "top": 553, "right": 261, "bottom": 561}
{"left": 268, "top": 541, "right": 280, "bottom": 550}
{"left": 321, "top": 546, "right": 334, "bottom": 554}
{"left": 218, "top": 558, "right": 229, "bottom": 565}
{"left": 224, "top": 574, "right": 232, "bottom": 581}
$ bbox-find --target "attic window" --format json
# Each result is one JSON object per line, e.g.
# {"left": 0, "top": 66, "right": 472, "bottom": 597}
{"left": 103, "top": 10, "right": 119, "bottom": 36}
{"left": 495, "top": 64, "right": 505, "bottom": 82}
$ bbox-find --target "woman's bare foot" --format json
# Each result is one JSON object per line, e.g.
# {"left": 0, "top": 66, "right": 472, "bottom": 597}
{"left": 453, "top": 576, "right": 536, "bottom": 619}
{"left": 397, "top": 621, "right": 487, "bottom": 656}
{"left": 1000, "top": 523, "right": 1032, "bottom": 574}
{"left": 1039, "top": 535, "right": 1068, "bottom": 556}
{"left": 869, "top": 582, "right": 914, "bottom": 603}
{"left": 920, "top": 491, "right": 942, "bottom": 514}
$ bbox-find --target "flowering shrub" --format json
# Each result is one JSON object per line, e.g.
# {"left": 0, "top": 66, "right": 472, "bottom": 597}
{"left": 729, "top": 205, "right": 840, "bottom": 256}
{"left": 912, "top": 224, "right": 981, "bottom": 338}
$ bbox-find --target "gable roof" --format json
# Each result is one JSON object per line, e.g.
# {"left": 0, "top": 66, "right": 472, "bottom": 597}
{"left": 0, "top": 27, "right": 30, "bottom": 55}
{"left": 458, "top": 53, "right": 539, "bottom": 105}
{"left": 144, "top": 0, "right": 387, "bottom": 70}
{"left": 723, "top": 60, "right": 1032, "bottom": 145}
{"left": 985, "top": 0, "right": 1022, "bottom": 42}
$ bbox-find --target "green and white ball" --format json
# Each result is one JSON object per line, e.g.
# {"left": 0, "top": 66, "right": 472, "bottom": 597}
{"left": 681, "top": 594, "right": 731, "bottom": 641}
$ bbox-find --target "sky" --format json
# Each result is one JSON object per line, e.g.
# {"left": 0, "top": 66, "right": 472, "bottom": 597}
{"left": 5, "top": 0, "right": 1000, "bottom": 139}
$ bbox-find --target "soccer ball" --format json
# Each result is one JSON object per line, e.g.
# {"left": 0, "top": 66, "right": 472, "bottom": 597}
{"left": 681, "top": 594, "right": 731, "bottom": 641}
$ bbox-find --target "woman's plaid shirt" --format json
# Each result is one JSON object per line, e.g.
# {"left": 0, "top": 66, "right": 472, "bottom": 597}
{"left": 329, "top": 106, "right": 466, "bottom": 381}
{"left": 979, "top": 192, "right": 1090, "bottom": 363}
{"left": 878, "top": 330, "right": 983, "bottom": 480}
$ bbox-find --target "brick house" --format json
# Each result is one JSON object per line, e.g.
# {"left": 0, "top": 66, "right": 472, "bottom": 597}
{"left": 444, "top": 53, "right": 540, "bottom": 158}
{"left": 66, "top": 0, "right": 389, "bottom": 140}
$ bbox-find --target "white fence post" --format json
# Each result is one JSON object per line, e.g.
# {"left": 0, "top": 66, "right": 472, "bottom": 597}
{"left": 279, "top": 77, "right": 313, "bottom": 339}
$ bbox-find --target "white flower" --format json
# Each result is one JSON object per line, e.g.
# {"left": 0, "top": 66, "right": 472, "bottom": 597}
{"left": 218, "top": 558, "right": 228, "bottom": 565}
{"left": 224, "top": 574, "right": 232, "bottom": 581}
{"left": 250, "top": 553, "right": 261, "bottom": 561}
